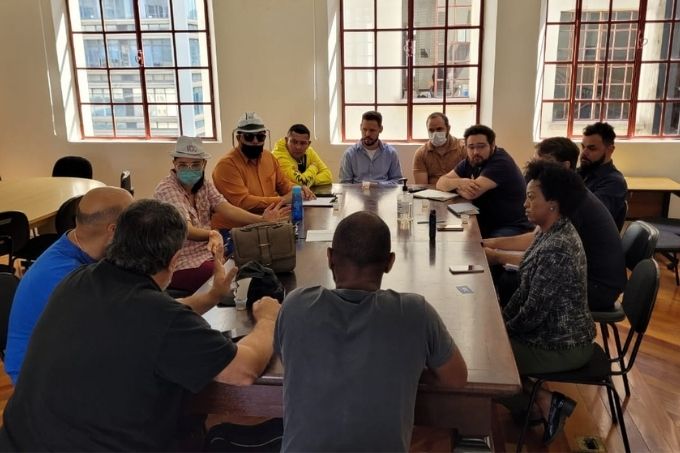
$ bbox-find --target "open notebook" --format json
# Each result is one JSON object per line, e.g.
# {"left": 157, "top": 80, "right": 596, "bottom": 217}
{"left": 447, "top": 202, "right": 479, "bottom": 216}
{"left": 413, "top": 189, "right": 459, "bottom": 202}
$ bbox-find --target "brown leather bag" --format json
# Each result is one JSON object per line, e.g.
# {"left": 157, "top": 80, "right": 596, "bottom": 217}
{"left": 230, "top": 222, "right": 296, "bottom": 273}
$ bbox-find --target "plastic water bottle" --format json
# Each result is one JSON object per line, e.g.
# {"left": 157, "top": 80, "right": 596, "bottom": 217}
{"left": 291, "top": 186, "right": 304, "bottom": 238}
{"left": 397, "top": 178, "right": 413, "bottom": 223}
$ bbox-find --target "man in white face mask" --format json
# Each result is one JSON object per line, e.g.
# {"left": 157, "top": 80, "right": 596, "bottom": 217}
{"left": 412, "top": 112, "right": 465, "bottom": 185}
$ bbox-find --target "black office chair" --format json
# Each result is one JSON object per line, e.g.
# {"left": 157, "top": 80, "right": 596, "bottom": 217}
{"left": 55, "top": 195, "right": 83, "bottom": 235}
{"left": 0, "top": 235, "right": 14, "bottom": 274}
{"left": 0, "top": 211, "right": 60, "bottom": 271}
{"left": 516, "top": 259, "right": 660, "bottom": 453}
{"left": 591, "top": 220, "right": 658, "bottom": 397}
{"left": 645, "top": 217, "right": 680, "bottom": 286}
{"left": 0, "top": 272, "right": 20, "bottom": 361}
{"left": 52, "top": 156, "right": 93, "bottom": 179}
{"left": 120, "top": 170, "right": 134, "bottom": 196}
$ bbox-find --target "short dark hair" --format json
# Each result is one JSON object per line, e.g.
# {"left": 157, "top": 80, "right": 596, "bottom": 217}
{"left": 583, "top": 122, "right": 616, "bottom": 146}
{"left": 524, "top": 160, "right": 586, "bottom": 217}
{"left": 535, "top": 137, "right": 580, "bottom": 170}
{"left": 287, "top": 123, "right": 311, "bottom": 136}
{"left": 332, "top": 211, "right": 391, "bottom": 267}
{"left": 464, "top": 124, "right": 495, "bottom": 146}
{"left": 361, "top": 111, "right": 383, "bottom": 127}
{"left": 427, "top": 112, "right": 450, "bottom": 128}
{"left": 106, "top": 199, "right": 187, "bottom": 276}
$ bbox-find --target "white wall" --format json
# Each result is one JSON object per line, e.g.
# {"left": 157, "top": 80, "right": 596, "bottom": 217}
{"left": 0, "top": 0, "right": 678, "bottom": 216}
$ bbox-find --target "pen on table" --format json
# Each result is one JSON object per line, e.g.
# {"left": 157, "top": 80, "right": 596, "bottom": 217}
{"left": 417, "top": 220, "right": 446, "bottom": 224}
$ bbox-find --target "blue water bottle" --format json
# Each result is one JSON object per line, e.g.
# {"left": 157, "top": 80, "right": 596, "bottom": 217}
{"left": 291, "top": 186, "right": 304, "bottom": 237}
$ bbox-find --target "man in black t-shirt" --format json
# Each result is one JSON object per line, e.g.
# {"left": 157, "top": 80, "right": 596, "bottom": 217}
{"left": 0, "top": 199, "right": 280, "bottom": 451}
{"left": 436, "top": 124, "right": 532, "bottom": 238}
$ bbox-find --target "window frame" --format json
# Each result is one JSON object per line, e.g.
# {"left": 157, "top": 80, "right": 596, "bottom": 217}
{"left": 540, "top": 0, "right": 680, "bottom": 139}
{"left": 65, "top": 0, "right": 217, "bottom": 140}
{"left": 339, "top": 0, "right": 484, "bottom": 142}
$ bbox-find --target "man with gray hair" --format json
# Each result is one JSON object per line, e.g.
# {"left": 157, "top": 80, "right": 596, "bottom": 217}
{"left": 412, "top": 112, "right": 465, "bottom": 185}
{"left": 0, "top": 199, "right": 280, "bottom": 451}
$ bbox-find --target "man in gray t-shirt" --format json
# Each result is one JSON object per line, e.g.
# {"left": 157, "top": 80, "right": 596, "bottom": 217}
{"left": 274, "top": 211, "right": 468, "bottom": 452}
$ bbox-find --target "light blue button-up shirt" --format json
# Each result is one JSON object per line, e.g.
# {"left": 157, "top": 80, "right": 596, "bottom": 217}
{"left": 339, "top": 141, "right": 403, "bottom": 185}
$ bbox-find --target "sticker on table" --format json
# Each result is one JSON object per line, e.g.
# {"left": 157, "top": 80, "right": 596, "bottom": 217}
{"left": 456, "top": 285, "right": 474, "bottom": 294}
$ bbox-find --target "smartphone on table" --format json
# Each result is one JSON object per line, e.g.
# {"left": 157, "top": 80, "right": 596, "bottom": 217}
{"left": 449, "top": 264, "right": 484, "bottom": 274}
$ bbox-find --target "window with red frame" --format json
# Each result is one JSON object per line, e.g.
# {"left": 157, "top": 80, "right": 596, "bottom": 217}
{"left": 540, "top": 0, "right": 680, "bottom": 139}
{"left": 66, "top": 0, "right": 216, "bottom": 139}
{"left": 340, "top": 0, "right": 484, "bottom": 142}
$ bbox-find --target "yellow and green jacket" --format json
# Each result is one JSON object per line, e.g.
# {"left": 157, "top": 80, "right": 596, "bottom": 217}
{"left": 272, "top": 138, "right": 333, "bottom": 187}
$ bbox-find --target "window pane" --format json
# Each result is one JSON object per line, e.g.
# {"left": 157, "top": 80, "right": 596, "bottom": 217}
{"left": 344, "top": 32, "right": 374, "bottom": 66}
{"left": 638, "top": 63, "right": 667, "bottom": 100}
{"left": 78, "top": 70, "right": 110, "bottom": 102}
{"left": 377, "top": 31, "right": 406, "bottom": 66}
{"left": 414, "top": 0, "right": 445, "bottom": 28}
{"left": 103, "top": 0, "right": 135, "bottom": 31}
{"left": 646, "top": 0, "right": 675, "bottom": 20}
{"left": 449, "top": 1, "right": 479, "bottom": 27}
{"left": 377, "top": 106, "right": 407, "bottom": 140}
{"left": 668, "top": 63, "right": 680, "bottom": 99}
{"left": 663, "top": 102, "right": 680, "bottom": 134}
{"left": 345, "top": 106, "right": 372, "bottom": 141}
{"left": 107, "top": 35, "right": 139, "bottom": 67}
{"left": 344, "top": 70, "right": 375, "bottom": 103}
{"left": 343, "top": 0, "right": 374, "bottom": 29}
{"left": 113, "top": 104, "right": 145, "bottom": 136}
{"left": 377, "top": 69, "right": 406, "bottom": 103}
{"left": 673, "top": 23, "right": 680, "bottom": 59}
{"left": 139, "top": 0, "right": 171, "bottom": 30}
{"left": 608, "top": 22, "right": 637, "bottom": 61}
{"left": 575, "top": 64, "right": 604, "bottom": 99}
{"left": 543, "top": 64, "right": 572, "bottom": 100}
{"left": 181, "top": 104, "right": 212, "bottom": 137}
{"left": 70, "top": 0, "right": 103, "bottom": 32}
{"left": 581, "top": 2, "right": 610, "bottom": 22}
{"left": 579, "top": 23, "right": 608, "bottom": 61}
{"left": 635, "top": 102, "right": 662, "bottom": 135}
{"left": 413, "top": 67, "right": 439, "bottom": 102}
{"left": 540, "top": 102, "right": 570, "bottom": 137}
{"left": 173, "top": 32, "right": 209, "bottom": 66}
{"left": 376, "top": 0, "right": 407, "bottom": 28}
{"left": 611, "top": 2, "right": 639, "bottom": 20}
{"left": 174, "top": 0, "right": 207, "bottom": 30}
{"left": 177, "top": 69, "right": 211, "bottom": 103}
{"left": 448, "top": 66, "right": 477, "bottom": 99}
{"left": 82, "top": 104, "right": 114, "bottom": 136}
{"left": 546, "top": 24, "right": 574, "bottom": 61}
{"left": 574, "top": 101, "right": 601, "bottom": 121}
{"left": 142, "top": 34, "right": 174, "bottom": 67}
{"left": 110, "top": 70, "right": 142, "bottom": 102}
{"left": 604, "top": 101, "right": 629, "bottom": 120}
{"left": 411, "top": 105, "right": 440, "bottom": 140}
{"left": 75, "top": 37, "right": 107, "bottom": 67}
{"left": 149, "top": 104, "right": 179, "bottom": 136}
{"left": 444, "top": 103, "right": 476, "bottom": 137}
{"left": 446, "top": 29, "right": 478, "bottom": 65}
{"left": 413, "top": 30, "right": 444, "bottom": 66}
{"left": 606, "top": 64, "right": 632, "bottom": 99}
{"left": 642, "top": 23, "right": 671, "bottom": 61}
{"left": 547, "top": 0, "right": 576, "bottom": 23}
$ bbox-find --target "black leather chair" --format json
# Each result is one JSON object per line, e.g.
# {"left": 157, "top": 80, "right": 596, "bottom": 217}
{"left": 0, "top": 211, "right": 63, "bottom": 271}
{"left": 516, "top": 259, "right": 660, "bottom": 453}
{"left": 0, "top": 272, "right": 20, "bottom": 361}
{"left": 645, "top": 217, "right": 680, "bottom": 285}
{"left": 55, "top": 195, "right": 83, "bottom": 234}
{"left": 120, "top": 170, "right": 134, "bottom": 196}
{"left": 52, "top": 156, "right": 93, "bottom": 179}
{"left": 590, "top": 220, "right": 658, "bottom": 397}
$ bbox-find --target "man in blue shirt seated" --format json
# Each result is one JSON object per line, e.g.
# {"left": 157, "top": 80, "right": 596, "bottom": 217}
{"left": 339, "top": 110, "right": 403, "bottom": 186}
{"left": 4, "top": 186, "right": 133, "bottom": 384}
{"left": 275, "top": 211, "right": 467, "bottom": 451}
{"left": 578, "top": 121, "right": 628, "bottom": 230}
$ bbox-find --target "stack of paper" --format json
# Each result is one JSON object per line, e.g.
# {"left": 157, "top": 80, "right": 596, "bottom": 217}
{"left": 447, "top": 202, "right": 479, "bottom": 216}
{"left": 413, "top": 189, "right": 459, "bottom": 202}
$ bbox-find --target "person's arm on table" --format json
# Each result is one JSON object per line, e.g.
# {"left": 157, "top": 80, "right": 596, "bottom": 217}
{"left": 422, "top": 346, "right": 468, "bottom": 388}
{"left": 214, "top": 297, "right": 280, "bottom": 386}
{"left": 179, "top": 249, "right": 235, "bottom": 315}
{"left": 215, "top": 199, "right": 290, "bottom": 226}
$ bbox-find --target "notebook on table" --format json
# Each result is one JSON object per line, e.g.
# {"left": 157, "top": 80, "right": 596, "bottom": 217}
{"left": 413, "top": 189, "right": 459, "bottom": 202}
{"left": 447, "top": 202, "right": 479, "bottom": 216}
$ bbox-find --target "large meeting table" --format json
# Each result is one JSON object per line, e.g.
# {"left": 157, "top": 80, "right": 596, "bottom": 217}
{"left": 188, "top": 184, "right": 521, "bottom": 448}
{"left": 0, "top": 177, "right": 105, "bottom": 229}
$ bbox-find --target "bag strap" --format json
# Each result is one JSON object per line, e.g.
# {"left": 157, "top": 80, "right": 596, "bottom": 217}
{"left": 256, "top": 226, "right": 273, "bottom": 266}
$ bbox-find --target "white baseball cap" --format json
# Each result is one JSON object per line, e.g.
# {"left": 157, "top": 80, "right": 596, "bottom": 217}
{"left": 170, "top": 136, "right": 211, "bottom": 159}
{"left": 234, "top": 112, "right": 267, "bottom": 133}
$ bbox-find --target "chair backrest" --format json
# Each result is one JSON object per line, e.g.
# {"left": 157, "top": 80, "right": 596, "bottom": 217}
{"left": 0, "top": 212, "right": 30, "bottom": 255}
{"left": 120, "top": 170, "right": 134, "bottom": 196}
{"left": 52, "top": 156, "right": 93, "bottom": 179}
{"left": 622, "top": 258, "right": 660, "bottom": 334}
{"left": 55, "top": 195, "right": 83, "bottom": 235}
{"left": 621, "top": 220, "right": 659, "bottom": 271}
{"left": 0, "top": 272, "right": 20, "bottom": 360}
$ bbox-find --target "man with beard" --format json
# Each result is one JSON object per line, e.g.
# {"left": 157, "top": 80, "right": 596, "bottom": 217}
{"left": 437, "top": 124, "right": 532, "bottom": 238}
{"left": 212, "top": 112, "right": 315, "bottom": 230}
{"left": 412, "top": 112, "right": 465, "bottom": 185}
{"left": 578, "top": 122, "right": 628, "bottom": 230}
{"left": 339, "top": 110, "right": 403, "bottom": 185}
{"left": 155, "top": 136, "right": 289, "bottom": 292}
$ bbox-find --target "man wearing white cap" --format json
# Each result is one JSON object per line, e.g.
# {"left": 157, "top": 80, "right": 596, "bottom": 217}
{"left": 212, "top": 113, "right": 315, "bottom": 229}
{"left": 154, "top": 136, "right": 289, "bottom": 293}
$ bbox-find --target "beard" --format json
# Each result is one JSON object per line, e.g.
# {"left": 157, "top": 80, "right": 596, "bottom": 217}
{"left": 361, "top": 136, "right": 379, "bottom": 147}
{"left": 580, "top": 154, "right": 605, "bottom": 173}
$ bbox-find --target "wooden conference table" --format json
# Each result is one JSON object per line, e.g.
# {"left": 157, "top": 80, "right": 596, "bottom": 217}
{"left": 188, "top": 184, "right": 521, "bottom": 445}
{"left": 625, "top": 176, "right": 680, "bottom": 219}
{"left": 0, "top": 177, "right": 105, "bottom": 229}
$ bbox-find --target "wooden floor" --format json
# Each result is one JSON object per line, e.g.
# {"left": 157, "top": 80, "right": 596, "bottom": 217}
{"left": 0, "top": 256, "right": 678, "bottom": 452}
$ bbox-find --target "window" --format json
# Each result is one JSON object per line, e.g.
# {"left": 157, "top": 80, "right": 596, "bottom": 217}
{"left": 340, "top": 0, "right": 484, "bottom": 141}
{"left": 539, "top": 0, "right": 680, "bottom": 139}
{"left": 66, "top": 0, "right": 215, "bottom": 139}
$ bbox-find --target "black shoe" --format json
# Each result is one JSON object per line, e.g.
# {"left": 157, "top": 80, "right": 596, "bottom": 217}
{"left": 543, "top": 391, "right": 576, "bottom": 445}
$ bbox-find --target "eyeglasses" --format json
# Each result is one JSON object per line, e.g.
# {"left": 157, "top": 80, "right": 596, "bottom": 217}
{"left": 240, "top": 132, "right": 267, "bottom": 143}
{"left": 288, "top": 139, "right": 311, "bottom": 147}
{"left": 466, "top": 143, "right": 489, "bottom": 151}
{"left": 175, "top": 162, "right": 204, "bottom": 170}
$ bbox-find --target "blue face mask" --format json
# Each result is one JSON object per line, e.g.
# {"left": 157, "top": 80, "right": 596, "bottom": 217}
{"left": 177, "top": 168, "right": 203, "bottom": 186}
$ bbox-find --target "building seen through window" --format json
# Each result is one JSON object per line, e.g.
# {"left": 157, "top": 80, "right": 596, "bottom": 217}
{"left": 67, "top": 0, "right": 215, "bottom": 139}
{"left": 340, "top": 0, "right": 483, "bottom": 141}
{"left": 540, "top": 0, "right": 680, "bottom": 139}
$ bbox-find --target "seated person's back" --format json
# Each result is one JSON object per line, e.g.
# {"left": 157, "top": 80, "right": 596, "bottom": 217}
{"left": 275, "top": 211, "right": 467, "bottom": 452}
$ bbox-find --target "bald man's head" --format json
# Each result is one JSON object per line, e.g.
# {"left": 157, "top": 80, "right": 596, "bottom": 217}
{"left": 76, "top": 187, "right": 133, "bottom": 228}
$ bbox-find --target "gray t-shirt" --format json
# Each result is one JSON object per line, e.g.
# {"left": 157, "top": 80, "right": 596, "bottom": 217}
{"left": 274, "top": 286, "right": 455, "bottom": 452}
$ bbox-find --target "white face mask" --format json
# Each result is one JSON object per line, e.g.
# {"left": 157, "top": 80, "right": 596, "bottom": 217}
{"left": 428, "top": 131, "right": 448, "bottom": 147}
